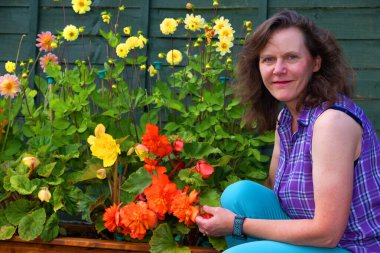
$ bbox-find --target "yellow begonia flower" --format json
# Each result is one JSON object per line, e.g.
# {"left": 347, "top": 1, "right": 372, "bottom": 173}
{"left": 125, "top": 36, "right": 144, "bottom": 50}
{"left": 63, "top": 24, "right": 79, "bottom": 41}
{"left": 148, "top": 65, "right": 158, "bottom": 77}
{"left": 184, "top": 13, "right": 205, "bottom": 32}
{"left": 89, "top": 133, "right": 120, "bottom": 167}
{"left": 95, "top": 123, "right": 106, "bottom": 136}
{"left": 72, "top": 0, "right": 91, "bottom": 14}
{"left": 160, "top": 18, "right": 178, "bottom": 35}
{"left": 116, "top": 43, "right": 129, "bottom": 58}
{"left": 123, "top": 26, "right": 131, "bottom": 35}
{"left": 22, "top": 156, "right": 40, "bottom": 168}
{"left": 166, "top": 49, "right": 183, "bottom": 65}
{"left": 134, "top": 144, "right": 149, "bottom": 161}
{"left": 5, "top": 61, "right": 16, "bottom": 73}
{"left": 216, "top": 38, "right": 233, "bottom": 56}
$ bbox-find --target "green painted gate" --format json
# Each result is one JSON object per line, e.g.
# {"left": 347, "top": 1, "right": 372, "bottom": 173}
{"left": 0, "top": 0, "right": 379, "bottom": 136}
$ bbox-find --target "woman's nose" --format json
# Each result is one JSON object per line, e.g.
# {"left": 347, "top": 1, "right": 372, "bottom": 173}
{"left": 273, "top": 60, "right": 286, "bottom": 75}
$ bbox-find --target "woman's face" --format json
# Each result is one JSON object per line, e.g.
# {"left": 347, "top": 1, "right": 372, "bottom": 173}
{"left": 259, "top": 27, "right": 321, "bottom": 110}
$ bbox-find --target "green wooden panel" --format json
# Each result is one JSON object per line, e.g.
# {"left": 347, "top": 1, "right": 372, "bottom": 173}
{"left": 0, "top": 35, "right": 33, "bottom": 61}
{"left": 355, "top": 70, "right": 380, "bottom": 99}
{"left": 0, "top": 0, "right": 30, "bottom": 7}
{"left": 267, "top": 8, "right": 380, "bottom": 39}
{"left": 40, "top": 0, "right": 142, "bottom": 7}
{"left": 270, "top": 0, "right": 380, "bottom": 8}
{"left": 340, "top": 40, "right": 380, "bottom": 69}
{"left": 0, "top": 7, "right": 31, "bottom": 33}
{"left": 354, "top": 99, "right": 380, "bottom": 134}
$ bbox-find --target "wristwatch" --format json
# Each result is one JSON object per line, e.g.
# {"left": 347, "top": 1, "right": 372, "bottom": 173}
{"left": 232, "top": 215, "right": 247, "bottom": 239}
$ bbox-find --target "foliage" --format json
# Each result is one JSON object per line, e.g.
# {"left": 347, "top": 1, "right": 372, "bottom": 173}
{"left": 0, "top": 1, "right": 273, "bottom": 252}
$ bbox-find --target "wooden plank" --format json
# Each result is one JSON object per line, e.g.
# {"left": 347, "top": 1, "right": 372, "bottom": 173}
{"left": 0, "top": 7, "right": 31, "bottom": 33}
{"left": 354, "top": 99, "right": 380, "bottom": 134}
{"left": 340, "top": 40, "right": 380, "bottom": 69}
{"left": 355, "top": 70, "right": 380, "bottom": 99}
{"left": 267, "top": 8, "right": 380, "bottom": 40}
{"left": 270, "top": 0, "right": 380, "bottom": 8}
{"left": 0, "top": 35, "right": 32, "bottom": 61}
{"left": 40, "top": 0, "right": 141, "bottom": 8}
{"left": 0, "top": 0, "right": 30, "bottom": 7}
{"left": 151, "top": 0, "right": 270, "bottom": 9}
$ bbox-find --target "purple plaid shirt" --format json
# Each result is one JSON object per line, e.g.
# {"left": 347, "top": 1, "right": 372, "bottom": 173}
{"left": 273, "top": 96, "right": 380, "bottom": 252}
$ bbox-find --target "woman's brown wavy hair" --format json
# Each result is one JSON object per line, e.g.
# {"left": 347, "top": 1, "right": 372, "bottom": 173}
{"left": 235, "top": 10, "right": 355, "bottom": 133}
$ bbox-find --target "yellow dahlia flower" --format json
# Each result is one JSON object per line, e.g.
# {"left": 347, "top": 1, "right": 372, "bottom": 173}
{"left": 116, "top": 43, "right": 129, "bottom": 58}
{"left": 216, "top": 38, "right": 233, "bottom": 56}
{"left": 63, "top": 25, "right": 79, "bottom": 41}
{"left": 166, "top": 49, "right": 182, "bottom": 65}
{"left": 213, "top": 16, "right": 231, "bottom": 34}
{"left": 5, "top": 61, "right": 16, "bottom": 73}
{"left": 72, "top": 0, "right": 92, "bottom": 14}
{"left": 148, "top": 65, "right": 158, "bottom": 77}
{"left": 123, "top": 26, "right": 131, "bottom": 35}
{"left": 125, "top": 36, "right": 144, "bottom": 50}
{"left": 218, "top": 26, "right": 235, "bottom": 41}
{"left": 160, "top": 18, "right": 178, "bottom": 35}
{"left": 184, "top": 14, "right": 205, "bottom": 32}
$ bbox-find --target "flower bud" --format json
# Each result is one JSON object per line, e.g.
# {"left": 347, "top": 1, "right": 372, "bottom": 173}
{"left": 140, "top": 64, "right": 146, "bottom": 70}
{"left": 192, "top": 160, "right": 214, "bottom": 179}
{"left": 173, "top": 138, "right": 184, "bottom": 152}
{"left": 22, "top": 156, "right": 40, "bottom": 169}
{"left": 78, "top": 26, "right": 85, "bottom": 33}
{"left": 186, "top": 3, "right": 193, "bottom": 10}
{"left": 119, "top": 5, "right": 125, "bottom": 11}
{"left": 22, "top": 73, "right": 28, "bottom": 79}
{"left": 51, "top": 41, "right": 58, "bottom": 49}
{"left": 158, "top": 53, "right": 165, "bottom": 59}
{"left": 213, "top": 1, "right": 219, "bottom": 7}
{"left": 205, "top": 64, "right": 211, "bottom": 69}
{"left": 123, "top": 26, "right": 131, "bottom": 35}
{"left": 96, "top": 168, "right": 107, "bottom": 179}
{"left": 245, "top": 21, "right": 252, "bottom": 28}
{"left": 135, "top": 144, "right": 149, "bottom": 161}
{"left": 226, "top": 57, "right": 232, "bottom": 64}
{"left": 38, "top": 187, "right": 51, "bottom": 202}
{"left": 19, "top": 61, "right": 25, "bottom": 67}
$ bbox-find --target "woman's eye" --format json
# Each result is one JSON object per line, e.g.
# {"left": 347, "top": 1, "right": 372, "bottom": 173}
{"left": 261, "top": 57, "right": 275, "bottom": 63}
{"left": 286, "top": 55, "right": 298, "bottom": 61}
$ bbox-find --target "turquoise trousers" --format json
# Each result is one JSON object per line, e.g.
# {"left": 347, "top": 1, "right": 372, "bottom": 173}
{"left": 220, "top": 180, "right": 350, "bottom": 253}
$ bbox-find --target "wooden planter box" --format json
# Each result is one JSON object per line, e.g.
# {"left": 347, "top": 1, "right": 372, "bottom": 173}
{"left": 0, "top": 236, "right": 218, "bottom": 253}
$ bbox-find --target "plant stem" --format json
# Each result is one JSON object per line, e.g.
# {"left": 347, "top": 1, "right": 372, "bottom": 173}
{"left": 1, "top": 98, "right": 12, "bottom": 152}
{"left": 112, "top": 159, "right": 119, "bottom": 204}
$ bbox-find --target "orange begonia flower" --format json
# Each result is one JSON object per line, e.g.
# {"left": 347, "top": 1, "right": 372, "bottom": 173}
{"left": 103, "top": 203, "right": 122, "bottom": 232}
{"left": 170, "top": 188, "right": 200, "bottom": 227}
{"left": 144, "top": 173, "right": 179, "bottom": 220}
{"left": 141, "top": 124, "right": 172, "bottom": 157}
{"left": 143, "top": 158, "right": 167, "bottom": 175}
{"left": 120, "top": 201, "right": 158, "bottom": 240}
{"left": 191, "top": 160, "right": 214, "bottom": 179}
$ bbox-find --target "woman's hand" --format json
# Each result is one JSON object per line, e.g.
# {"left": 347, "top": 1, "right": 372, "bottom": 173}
{"left": 195, "top": 205, "right": 236, "bottom": 237}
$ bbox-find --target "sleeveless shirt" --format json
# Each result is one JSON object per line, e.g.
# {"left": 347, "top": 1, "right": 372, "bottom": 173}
{"left": 273, "top": 95, "right": 380, "bottom": 252}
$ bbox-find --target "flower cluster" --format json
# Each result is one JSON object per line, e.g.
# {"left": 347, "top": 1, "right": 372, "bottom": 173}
{"left": 102, "top": 124, "right": 215, "bottom": 240}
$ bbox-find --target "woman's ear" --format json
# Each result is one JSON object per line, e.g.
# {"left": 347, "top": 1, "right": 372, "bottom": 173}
{"left": 313, "top": 55, "right": 321, "bottom": 72}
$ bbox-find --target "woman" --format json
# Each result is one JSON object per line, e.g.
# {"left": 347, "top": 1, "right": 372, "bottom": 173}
{"left": 195, "top": 10, "right": 380, "bottom": 253}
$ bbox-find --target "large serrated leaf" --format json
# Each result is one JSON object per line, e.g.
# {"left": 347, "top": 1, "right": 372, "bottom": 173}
{"left": 4, "top": 199, "right": 37, "bottom": 225}
{"left": 40, "top": 213, "right": 59, "bottom": 241}
{"left": 18, "top": 208, "right": 46, "bottom": 241}
{"left": 149, "top": 223, "right": 191, "bottom": 253}
{"left": 10, "top": 175, "right": 37, "bottom": 195}
{"left": 198, "top": 188, "right": 220, "bottom": 207}
{"left": 120, "top": 167, "right": 151, "bottom": 195}
{"left": 0, "top": 225, "right": 16, "bottom": 240}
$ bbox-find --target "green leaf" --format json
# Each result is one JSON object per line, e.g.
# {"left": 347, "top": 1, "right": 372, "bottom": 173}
{"left": 246, "top": 169, "right": 268, "bottom": 180}
{"left": 52, "top": 117, "right": 70, "bottom": 130}
{"left": 150, "top": 223, "right": 191, "bottom": 253}
{"left": 5, "top": 199, "right": 38, "bottom": 225}
{"left": 0, "top": 225, "right": 16, "bottom": 240}
{"left": 120, "top": 168, "right": 151, "bottom": 202}
{"left": 18, "top": 208, "right": 46, "bottom": 241}
{"left": 37, "top": 162, "right": 56, "bottom": 177}
{"left": 10, "top": 175, "right": 38, "bottom": 195}
{"left": 209, "top": 236, "right": 227, "bottom": 251}
{"left": 198, "top": 188, "right": 220, "bottom": 207}
{"left": 40, "top": 213, "right": 59, "bottom": 241}
{"left": 50, "top": 98, "right": 68, "bottom": 114}
{"left": 52, "top": 187, "right": 64, "bottom": 212}
{"left": 183, "top": 142, "right": 220, "bottom": 160}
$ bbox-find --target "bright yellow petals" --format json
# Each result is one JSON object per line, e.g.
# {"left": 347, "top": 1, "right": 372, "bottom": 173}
{"left": 218, "top": 26, "right": 235, "bottom": 40}
{"left": 216, "top": 38, "right": 233, "bottom": 56}
{"left": 123, "top": 26, "right": 131, "bottom": 35}
{"left": 63, "top": 25, "right": 79, "bottom": 41}
{"left": 5, "top": 61, "right": 16, "bottom": 73}
{"left": 89, "top": 133, "right": 121, "bottom": 167}
{"left": 94, "top": 123, "right": 106, "bottom": 136}
{"left": 72, "top": 0, "right": 91, "bottom": 14}
{"left": 116, "top": 43, "right": 129, "bottom": 58}
{"left": 184, "top": 14, "right": 205, "bottom": 32}
{"left": 213, "top": 16, "right": 231, "bottom": 34}
{"left": 125, "top": 36, "right": 144, "bottom": 50}
{"left": 148, "top": 65, "right": 158, "bottom": 77}
{"left": 160, "top": 18, "right": 178, "bottom": 35}
{"left": 102, "top": 14, "right": 111, "bottom": 24}
{"left": 166, "top": 49, "right": 183, "bottom": 65}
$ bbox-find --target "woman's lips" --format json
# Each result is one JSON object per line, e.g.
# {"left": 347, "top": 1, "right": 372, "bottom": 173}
{"left": 272, "top": 80, "right": 292, "bottom": 86}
